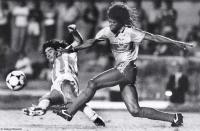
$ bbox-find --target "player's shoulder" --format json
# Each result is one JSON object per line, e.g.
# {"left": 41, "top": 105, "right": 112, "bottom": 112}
{"left": 99, "top": 26, "right": 111, "bottom": 34}
{"left": 125, "top": 27, "right": 146, "bottom": 38}
{"left": 96, "top": 26, "right": 112, "bottom": 39}
{"left": 124, "top": 26, "right": 143, "bottom": 33}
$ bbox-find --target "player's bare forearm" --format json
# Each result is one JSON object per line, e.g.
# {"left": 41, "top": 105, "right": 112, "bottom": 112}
{"left": 73, "top": 39, "right": 101, "bottom": 51}
{"left": 144, "top": 32, "right": 194, "bottom": 49}
{"left": 76, "top": 38, "right": 106, "bottom": 50}
{"left": 62, "top": 39, "right": 104, "bottom": 53}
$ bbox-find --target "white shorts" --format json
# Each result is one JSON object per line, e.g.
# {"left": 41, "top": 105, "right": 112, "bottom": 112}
{"left": 51, "top": 73, "right": 79, "bottom": 96}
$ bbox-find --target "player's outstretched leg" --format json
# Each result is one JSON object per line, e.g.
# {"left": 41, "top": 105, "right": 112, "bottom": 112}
{"left": 52, "top": 104, "right": 106, "bottom": 127}
{"left": 22, "top": 92, "right": 54, "bottom": 116}
{"left": 120, "top": 84, "right": 183, "bottom": 127}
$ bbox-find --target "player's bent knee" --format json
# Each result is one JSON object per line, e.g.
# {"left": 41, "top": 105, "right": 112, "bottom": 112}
{"left": 87, "top": 79, "right": 98, "bottom": 90}
{"left": 49, "top": 89, "right": 64, "bottom": 105}
{"left": 62, "top": 80, "right": 71, "bottom": 86}
{"left": 128, "top": 107, "right": 141, "bottom": 117}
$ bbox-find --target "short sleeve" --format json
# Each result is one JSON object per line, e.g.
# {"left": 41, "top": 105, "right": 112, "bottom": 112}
{"left": 130, "top": 28, "right": 145, "bottom": 43}
{"left": 95, "top": 27, "right": 110, "bottom": 39}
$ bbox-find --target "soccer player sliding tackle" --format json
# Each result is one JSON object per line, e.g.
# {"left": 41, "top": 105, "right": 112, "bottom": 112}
{"left": 22, "top": 25, "right": 105, "bottom": 127}
{"left": 54, "top": 2, "right": 194, "bottom": 127}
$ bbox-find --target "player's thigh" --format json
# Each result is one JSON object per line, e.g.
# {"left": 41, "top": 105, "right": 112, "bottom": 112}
{"left": 119, "top": 84, "right": 140, "bottom": 110}
{"left": 92, "top": 68, "right": 127, "bottom": 88}
{"left": 41, "top": 89, "right": 64, "bottom": 105}
{"left": 121, "top": 61, "right": 137, "bottom": 84}
{"left": 61, "top": 80, "right": 78, "bottom": 103}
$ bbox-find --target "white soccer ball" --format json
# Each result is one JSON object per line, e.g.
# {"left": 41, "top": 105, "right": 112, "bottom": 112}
{"left": 6, "top": 70, "right": 26, "bottom": 91}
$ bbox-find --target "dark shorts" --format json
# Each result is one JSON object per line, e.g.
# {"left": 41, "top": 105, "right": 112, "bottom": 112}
{"left": 115, "top": 61, "right": 137, "bottom": 84}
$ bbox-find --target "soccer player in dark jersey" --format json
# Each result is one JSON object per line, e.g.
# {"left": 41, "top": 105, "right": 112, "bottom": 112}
{"left": 54, "top": 2, "right": 193, "bottom": 127}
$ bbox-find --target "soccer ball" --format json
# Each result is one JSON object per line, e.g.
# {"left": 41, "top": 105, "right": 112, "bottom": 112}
{"left": 6, "top": 70, "right": 26, "bottom": 91}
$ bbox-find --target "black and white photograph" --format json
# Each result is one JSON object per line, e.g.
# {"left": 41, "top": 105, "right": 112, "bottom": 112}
{"left": 0, "top": 0, "right": 200, "bottom": 130}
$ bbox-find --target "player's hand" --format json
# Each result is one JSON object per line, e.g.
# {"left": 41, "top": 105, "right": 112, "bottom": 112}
{"left": 179, "top": 41, "right": 195, "bottom": 50}
{"left": 65, "top": 45, "right": 75, "bottom": 53}
{"left": 67, "top": 24, "right": 76, "bottom": 33}
{"left": 67, "top": 24, "right": 83, "bottom": 43}
{"left": 57, "top": 45, "right": 75, "bottom": 53}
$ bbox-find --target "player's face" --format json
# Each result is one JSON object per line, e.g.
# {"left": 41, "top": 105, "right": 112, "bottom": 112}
{"left": 108, "top": 18, "right": 123, "bottom": 34}
{"left": 45, "top": 47, "right": 56, "bottom": 63}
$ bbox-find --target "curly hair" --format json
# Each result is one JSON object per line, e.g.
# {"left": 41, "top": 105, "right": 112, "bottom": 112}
{"left": 42, "top": 39, "right": 68, "bottom": 55}
{"left": 107, "top": 2, "right": 138, "bottom": 27}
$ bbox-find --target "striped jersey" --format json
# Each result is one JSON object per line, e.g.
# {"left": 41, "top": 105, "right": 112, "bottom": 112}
{"left": 51, "top": 52, "right": 78, "bottom": 84}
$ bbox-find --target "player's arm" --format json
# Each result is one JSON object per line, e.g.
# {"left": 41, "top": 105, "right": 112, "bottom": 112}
{"left": 68, "top": 24, "right": 83, "bottom": 45}
{"left": 59, "top": 24, "right": 83, "bottom": 53}
{"left": 62, "top": 26, "right": 108, "bottom": 53}
{"left": 143, "top": 31, "right": 194, "bottom": 49}
{"left": 61, "top": 24, "right": 102, "bottom": 53}
{"left": 62, "top": 38, "right": 106, "bottom": 53}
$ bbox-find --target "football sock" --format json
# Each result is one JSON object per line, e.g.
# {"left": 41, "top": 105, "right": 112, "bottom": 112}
{"left": 38, "top": 99, "right": 50, "bottom": 110}
{"left": 83, "top": 105, "right": 98, "bottom": 121}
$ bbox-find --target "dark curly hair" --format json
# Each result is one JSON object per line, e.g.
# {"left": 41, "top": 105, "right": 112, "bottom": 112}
{"left": 42, "top": 39, "right": 68, "bottom": 55}
{"left": 107, "top": 2, "right": 138, "bottom": 27}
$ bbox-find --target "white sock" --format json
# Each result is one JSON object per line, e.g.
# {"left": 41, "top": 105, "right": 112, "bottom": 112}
{"left": 83, "top": 106, "right": 98, "bottom": 121}
{"left": 38, "top": 99, "right": 50, "bottom": 110}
